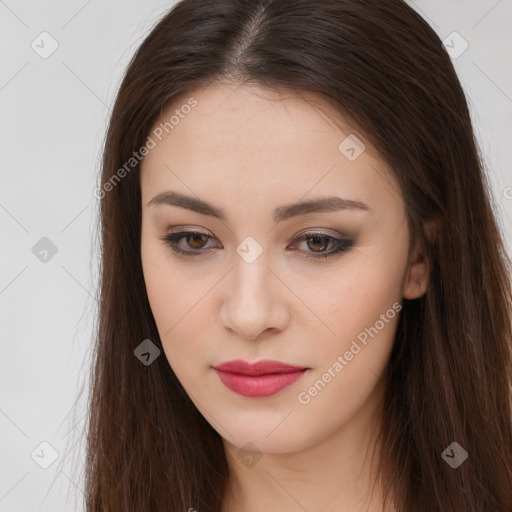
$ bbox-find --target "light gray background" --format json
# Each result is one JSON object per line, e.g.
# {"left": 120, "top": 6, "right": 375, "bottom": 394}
{"left": 1, "top": 1, "right": 511, "bottom": 510}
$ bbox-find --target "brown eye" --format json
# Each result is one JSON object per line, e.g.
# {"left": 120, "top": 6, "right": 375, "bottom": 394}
{"left": 160, "top": 230, "right": 217, "bottom": 256}
{"left": 291, "top": 231, "right": 354, "bottom": 259}
{"left": 161, "top": 229, "right": 353, "bottom": 259}
{"left": 186, "top": 232, "right": 209, "bottom": 249}
{"left": 306, "top": 235, "right": 330, "bottom": 253}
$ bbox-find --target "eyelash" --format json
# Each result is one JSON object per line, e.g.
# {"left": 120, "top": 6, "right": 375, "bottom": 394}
{"left": 158, "top": 229, "right": 354, "bottom": 259}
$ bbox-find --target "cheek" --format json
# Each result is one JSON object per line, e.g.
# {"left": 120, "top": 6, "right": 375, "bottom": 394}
{"left": 141, "top": 238, "right": 224, "bottom": 391}
{"left": 297, "top": 250, "right": 405, "bottom": 353}
{"left": 305, "top": 284, "right": 400, "bottom": 399}
{"left": 142, "top": 224, "right": 198, "bottom": 330}
{"left": 292, "top": 240, "right": 407, "bottom": 405}
{"left": 287, "top": 267, "right": 403, "bottom": 446}
{"left": 145, "top": 275, "right": 210, "bottom": 390}
{"left": 144, "top": 272, "right": 203, "bottom": 350}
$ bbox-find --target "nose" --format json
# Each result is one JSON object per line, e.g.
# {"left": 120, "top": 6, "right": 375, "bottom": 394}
{"left": 219, "top": 257, "right": 291, "bottom": 341}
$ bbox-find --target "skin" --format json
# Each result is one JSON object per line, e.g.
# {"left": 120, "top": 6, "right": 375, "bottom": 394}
{"left": 140, "top": 82, "right": 429, "bottom": 512}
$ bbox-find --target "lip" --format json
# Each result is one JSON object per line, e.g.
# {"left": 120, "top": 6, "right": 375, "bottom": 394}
{"left": 213, "top": 359, "right": 309, "bottom": 398}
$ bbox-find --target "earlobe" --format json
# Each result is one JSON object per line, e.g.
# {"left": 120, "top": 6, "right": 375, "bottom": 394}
{"left": 403, "top": 269, "right": 428, "bottom": 299}
{"left": 403, "top": 216, "right": 441, "bottom": 300}
{"left": 403, "top": 269, "right": 428, "bottom": 300}
{"left": 402, "top": 250, "right": 430, "bottom": 300}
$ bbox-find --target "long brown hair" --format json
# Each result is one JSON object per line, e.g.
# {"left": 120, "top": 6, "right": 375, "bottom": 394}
{"left": 84, "top": 1, "right": 512, "bottom": 510}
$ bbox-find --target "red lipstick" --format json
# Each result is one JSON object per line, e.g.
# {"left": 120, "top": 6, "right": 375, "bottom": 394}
{"left": 213, "top": 359, "right": 308, "bottom": 398}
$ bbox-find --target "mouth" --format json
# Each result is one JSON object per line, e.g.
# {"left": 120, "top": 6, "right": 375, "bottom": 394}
{"left": 212, "top": 359, "right": 309, "bottom": 398}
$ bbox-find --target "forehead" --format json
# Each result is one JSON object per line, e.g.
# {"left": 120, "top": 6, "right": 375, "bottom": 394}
{"left": 140, "top": 83, "right": 401, "bottom": 218}
{"left": 150, "top": 82, "right": 368, "bottom": 154}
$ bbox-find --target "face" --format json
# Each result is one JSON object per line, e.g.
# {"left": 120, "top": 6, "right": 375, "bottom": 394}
{"left": 140, "top": 82, "right": 424, "bottom": 455}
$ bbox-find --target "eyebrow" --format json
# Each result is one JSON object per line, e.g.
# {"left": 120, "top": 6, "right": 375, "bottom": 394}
{"left": 147, "top": 191, "right": 371, "bottom": 223}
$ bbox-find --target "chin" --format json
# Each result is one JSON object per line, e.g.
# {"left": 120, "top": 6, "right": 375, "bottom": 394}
{"left": 216, "top": 411, "right": 325, "bottom": 456}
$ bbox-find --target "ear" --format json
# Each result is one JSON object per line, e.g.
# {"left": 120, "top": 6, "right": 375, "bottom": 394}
{"left": 402, "top": 216, "right": 441, "bottom": 300}
{"left": 402, "top": 244, "right": 429, "bottom": 299}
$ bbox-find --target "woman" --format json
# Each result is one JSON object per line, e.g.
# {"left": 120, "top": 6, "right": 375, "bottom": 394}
{"left": 85, "top": 0, "right": 512, "bottom": 510}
